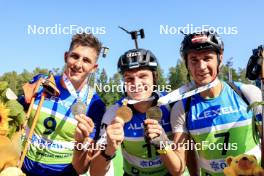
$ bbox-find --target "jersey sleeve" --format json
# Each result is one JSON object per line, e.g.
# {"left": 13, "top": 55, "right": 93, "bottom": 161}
{"left": 87, "top": 92, "right": 106, "bottom": 141}
{"left": 96, "top": 104, "right": 119, "bottom": 145}
{"left": 170, "top": 100, "right": 188, "bottom": 133}
{"left": 240, "top": 83, "right": 262, "bottom": 120}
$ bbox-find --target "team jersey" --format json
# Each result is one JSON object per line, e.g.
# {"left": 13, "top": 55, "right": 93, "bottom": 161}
{"left": 21, "top": 75, "right": 105, "bottom": 176}
{"left": 98, "top": 93, "right": 172, "bottom": 176}
{"left": 171, "top": 81, "right": 262, "bottom": 176}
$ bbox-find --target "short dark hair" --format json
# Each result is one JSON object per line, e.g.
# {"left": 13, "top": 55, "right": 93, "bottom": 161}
{"left": 69, "top": 33, "right": 102, "bottom": 57}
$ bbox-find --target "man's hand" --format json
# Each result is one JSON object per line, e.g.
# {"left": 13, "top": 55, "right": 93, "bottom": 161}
{"left": 144, "top": 119, "right": 162, "bottom": 139}
{"left": 105, "top": 117, "right": 124, "bottom": 155}
{"left": 144, "top": 119, "right": 169, "bottom": 147}
{"left": 74, "top": 114, "right": 94, "bottom": 143}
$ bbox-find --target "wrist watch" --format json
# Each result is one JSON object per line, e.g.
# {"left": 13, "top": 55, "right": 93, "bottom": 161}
{"left": 156, "top": 140, "right": 173, "bottom": 154}
{"left": 157, "top": 145, "right": 171, "bottom": 154}
{"left": 101, "top": 149, "right": 116, "bottom": 161}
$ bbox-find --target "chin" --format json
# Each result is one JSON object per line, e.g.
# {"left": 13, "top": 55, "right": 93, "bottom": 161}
{"left": 68, "top": 76, "right": 80, "bottom": 83}
{"left": 132, "top": 93, "right": 152, "bottom": 100}
{"left": 70, "top": 74, "right": 87, "bottom": 82}
{"left": 196, "top": 78, "right": 212, "bottom": 86}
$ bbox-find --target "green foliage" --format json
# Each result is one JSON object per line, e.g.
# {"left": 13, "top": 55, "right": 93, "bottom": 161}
{"left": 247, "top": 101, "right": 264, "bottom": 112}
{"left": 156, "top": 66, "right": 167, "bottom": 86}
{"left": 0, "top": 82, "right": 26, "bottom": 139}
{"left": 218, "top": 65, "right": 239, "bottom": 82}
{"left": 167, "top": 59, "right": 188, "bottom": 90}
{"left": 218, "top": 57, "right": 251, "bottom": 84}
{"left": 96, "top": 69, "right": 122, "bottom": 106}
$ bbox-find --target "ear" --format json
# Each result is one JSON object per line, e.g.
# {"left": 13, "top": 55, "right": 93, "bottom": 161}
{"left": 218, "top": 54, "right": 223, "bottom": 68}
{"left": 64, "top": 52, "right": 68, "bottom": 63}
{"left": 226, "top": 156, "right": 234, "bottom": 166}
{"left": 90, "top": 64, "right": 98, "bottom": 73}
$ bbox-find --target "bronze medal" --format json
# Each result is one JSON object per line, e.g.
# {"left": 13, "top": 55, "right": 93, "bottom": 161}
{"left": 146, "top": 106, "right": 162, "bottom": 121}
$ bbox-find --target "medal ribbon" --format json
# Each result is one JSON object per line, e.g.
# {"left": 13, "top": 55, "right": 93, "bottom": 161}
{"left": 157, "top": 78, "right": 220, "bottom": 106}
{"left": 62, "top": 73, "right": 88, "bottom": 101}
{"left": 126, "top": 78, "right": 220, "bottom": 106}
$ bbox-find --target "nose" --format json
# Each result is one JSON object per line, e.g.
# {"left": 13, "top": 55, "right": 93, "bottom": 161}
{"left": 133, "top": 77, "right": 144, "bottom": 87}
{"left": 134, "top": 77, "right": 140, "bottom": 84}
{"left": 197, "top": 60, "right": 207, "bottom": 70}
{"left": 74, "top": 59, "right": 82, "bottom": 68}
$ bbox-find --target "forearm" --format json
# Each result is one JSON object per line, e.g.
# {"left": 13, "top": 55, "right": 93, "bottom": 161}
{"left": 90, "top": 145, "right": 116, "bottom": 176}
{"left": 72, "top": 149, "right": 92, "bottom": 174}
{"left": 160, "top": 149, "right": 186, "bottom": 175}
{"left": 90, "top": 117, "right": 124, "bottom": 175}
{"left": 186, "top": 144, "right": 199, "bottom": 176}
{"left": 89, "top": 152, "right": 112, "bottom": 176}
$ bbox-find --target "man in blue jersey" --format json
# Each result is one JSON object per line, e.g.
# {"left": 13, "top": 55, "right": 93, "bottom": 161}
{"left": 21, "top": 33, "right": 106, "bottom": 176}
{"left": 73, "top": 48, "right": 175, "bottom": 176}
{"left": 144, "top": 30, "right": 263, "bottom": 176}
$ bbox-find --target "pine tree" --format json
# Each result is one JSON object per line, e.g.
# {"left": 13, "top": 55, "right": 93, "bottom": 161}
{"left": 168, "top": 59, "right": 188, "bottom": 90}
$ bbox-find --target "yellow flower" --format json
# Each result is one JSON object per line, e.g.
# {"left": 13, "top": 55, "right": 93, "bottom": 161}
{"left": 0, "top": 102, "right": 9, "bottom": 136}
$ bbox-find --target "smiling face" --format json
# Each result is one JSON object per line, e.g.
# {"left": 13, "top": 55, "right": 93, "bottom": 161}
{"left": 123, "top": 68, "right": 154, "bottom": 100}
{"left": 187, "top": 50, "right": 222, "bottom": 86}
{"left": 64, "top": 45, "right": 98, "bottom": 89}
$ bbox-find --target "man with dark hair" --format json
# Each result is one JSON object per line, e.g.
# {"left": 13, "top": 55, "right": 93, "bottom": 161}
{"left": 149, "top": 31, "right": 263, "bottom": 175}
{"left": 21, "top": 33, "right": 105, "bottom": 176}
{"left": 73, "top": 45, "right": 176, "bottom": 176}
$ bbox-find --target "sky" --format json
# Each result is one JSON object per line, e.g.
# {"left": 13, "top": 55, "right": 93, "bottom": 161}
{"left": 0, "top": 0, "right": 263, "bottom": 78}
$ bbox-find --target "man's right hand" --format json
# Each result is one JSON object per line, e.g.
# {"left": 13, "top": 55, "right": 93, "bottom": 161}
{"left": 74, "top": 114, "right": 94, "bottom": 144}
{"left": 105, "top": 117, "right": 125, "bottom": 155}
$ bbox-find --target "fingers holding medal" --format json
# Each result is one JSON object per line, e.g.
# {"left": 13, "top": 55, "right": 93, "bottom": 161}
{"left": 114, "top": 99, "right": 132, "bottom": 124}
{"left": 144, "top": 106, "right": 163, "bottom": 140}
{"left": 106, "top": 99, "right": 132, "bottom": 150}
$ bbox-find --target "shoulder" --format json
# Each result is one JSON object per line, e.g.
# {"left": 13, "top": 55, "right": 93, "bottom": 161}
{"left": 171, "top": 100, "right": 185, "bottom": 116}
{"left": 226, "top": 81, "right": 261, "bottom": 103}
{"left": 101, "top": 104, "right": 120, "bottom": 125}
{"left": 90, "top": 91, "right": 106, "bottom": 108}
{"left": 170, "top": 100, "right": 188, "bottom": 133}
{"left": 239, "top": 82, "right": 262, "bottom": 102}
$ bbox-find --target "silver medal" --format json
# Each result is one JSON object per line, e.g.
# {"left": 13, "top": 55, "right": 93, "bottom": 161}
{"left": 71, "top": 99, "right": 87, "bottom": 116}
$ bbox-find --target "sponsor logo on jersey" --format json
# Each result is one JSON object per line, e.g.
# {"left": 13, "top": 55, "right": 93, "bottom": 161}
{"left": 127, "top": 120, "right": 169, "bottom": 130}
{"left": 194, "top": 105, "right": 247, "bottom": 120}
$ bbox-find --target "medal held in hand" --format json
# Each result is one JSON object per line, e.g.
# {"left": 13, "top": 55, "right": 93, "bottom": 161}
{"left": 146, "top": 106, "right": 162, "bottom": 121}
{"left": 144, "top": 106, "right": 163, "bottom": 157}
{"left": 71, "top": 98, "right": 90, "bottom": 146}
{"left": 115, "top": 99, "right": 133, "bottom": 123}
{"left": 71, "top": 98, "right": 87, "bottom": 116}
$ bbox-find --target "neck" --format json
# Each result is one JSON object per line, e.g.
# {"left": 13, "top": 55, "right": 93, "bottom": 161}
{"left": 199, "top": 81, "right": 222, "bottom": 99}
{"left": 73, "top": 81, "right": 86, "bottom": 91}
{"left": 61, "top": 76, "right": 87, "bottom": 91}
{"left": 133, "top": 101, "right": 153, "bottom": 113}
